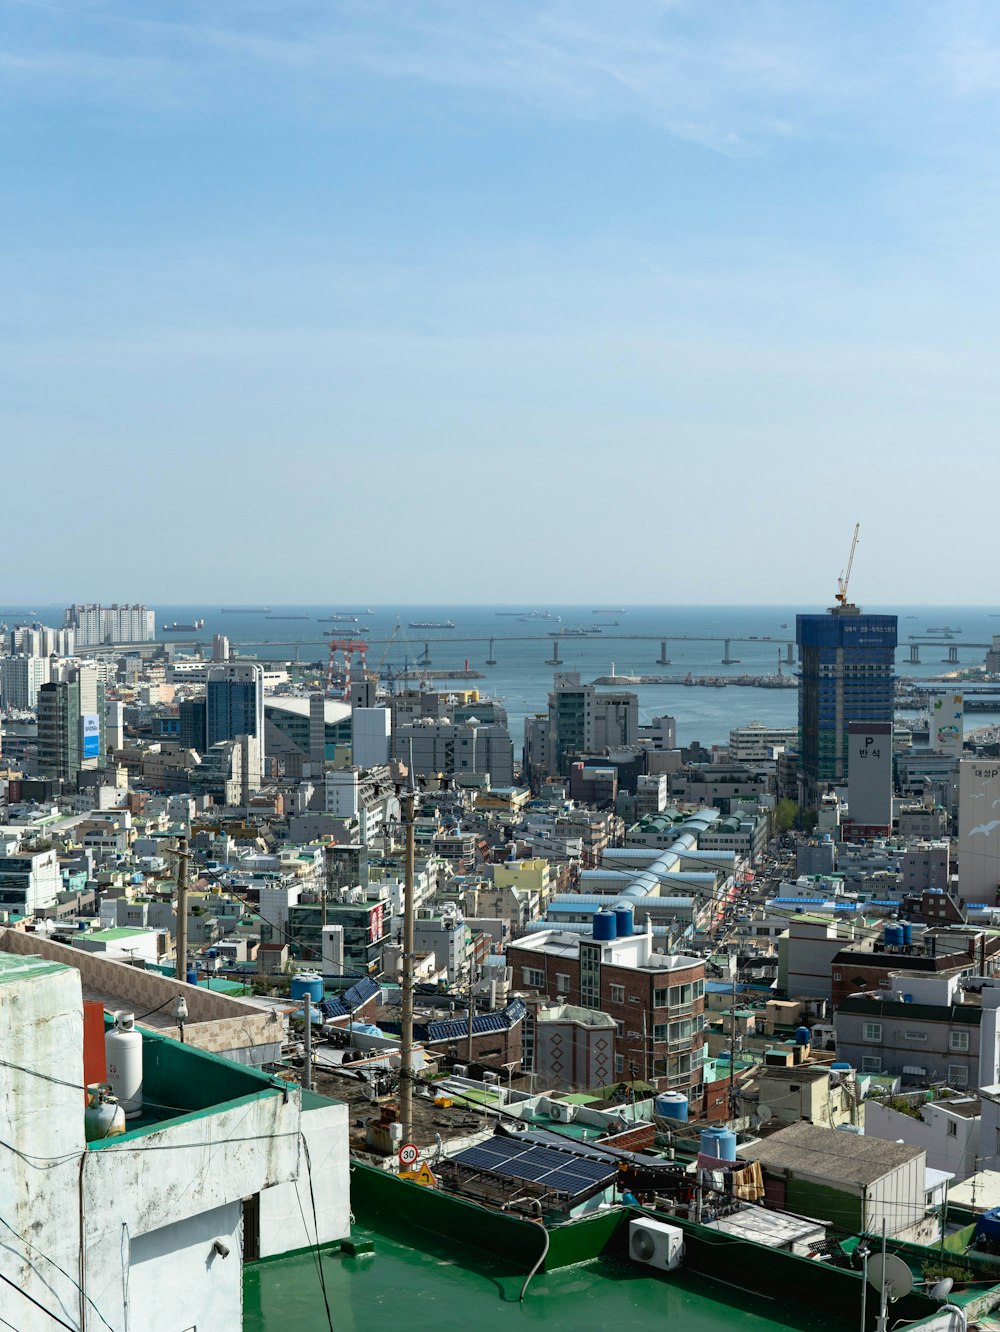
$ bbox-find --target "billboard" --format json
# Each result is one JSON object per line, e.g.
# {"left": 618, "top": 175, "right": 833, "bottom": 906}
{"left": 81, "top": 713, "right": 101, "bottom": 759}
{"left": 847, "top": 722, "right": 892, "bottom": 828}
{"left": 931, "top": 692, "right": 964, "bottom": 757}
{"left": 958, "top": 760, "right": 1000, "bottom": 903}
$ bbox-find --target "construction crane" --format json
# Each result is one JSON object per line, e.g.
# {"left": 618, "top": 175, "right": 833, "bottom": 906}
{"left": 835, "top": 523, "right": 860, "bottom": 606}
{"left": 369, "top": 622, "right": 402, "bottom": 685}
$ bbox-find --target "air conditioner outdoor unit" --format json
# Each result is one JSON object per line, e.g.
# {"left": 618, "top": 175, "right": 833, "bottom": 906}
{"left": 628, "top": 1218, "right": 684, "bottom": 1272}
{"left": 549, "top": 1102, "right": 577, "bottom": 1123}
{"left": 482, "top": 1071, "right": 500, "bottom": 1086}
{"left": 453, "top": 1064, "right": 469, "bottom": 1079}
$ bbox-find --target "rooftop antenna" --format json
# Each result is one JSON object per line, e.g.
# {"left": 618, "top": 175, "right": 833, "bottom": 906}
{"left": 835, "top": 522, "right": 860, "bottom": 607}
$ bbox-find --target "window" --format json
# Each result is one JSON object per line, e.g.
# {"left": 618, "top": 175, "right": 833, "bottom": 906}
{"left": 947, "top": 1122, "right": 958, "bottom": 1138}
{"left": 615, "top": 1055, "right": 624, "bottom": 1074}
{"left": 863, "top": 1022, "right": 882, "bottom": 1042}
{"left": 949, "top": 1066, "right": 969, "bottom": 1088}
{"left": 522, "top": 967, "right": 545, "bottom": 988}
{"left": 653, "top": 987, "right": 668, "bottom": 1008}
{"left": 833, "top": 972, "right": 842, "bottom": 982}
{"left": 653, "top": 1024, "right": 668, "bottom": 1042}
{"left": 610, "top": 984, "right": 625, "bottom": 1004}
{"left": 555, "top": 973, "right": 570, "bottom": 995}
{"left": 950, "top": 1030, "right": 970, "bottom": 1053}
{"left": 615, "top": 1020, "right": 625, "bottom": 1038}
{"left": 861, "top": 1056, "right": 882, "bottom": 1073}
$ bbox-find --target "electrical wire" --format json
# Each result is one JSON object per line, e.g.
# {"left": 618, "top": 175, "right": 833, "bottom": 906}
{"left": 0, "top": 1213, "right": 116, "bottom": 1332}
{"left": 0, "top": 1267, "right": 76, "bottom": 1330}
{"left": 301, "top": 1134, "right": 335, "bottom": 1332}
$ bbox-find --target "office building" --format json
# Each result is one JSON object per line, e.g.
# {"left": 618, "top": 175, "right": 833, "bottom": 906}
{"left": 958, "top": 759, "right": 1000, "bottom": 904}
{"left": 207, "top": 663, "right": 264, "bottom": 787}
{"left": 76, "top": 662, "right": 106, "bottom": 772}
{"left": 392, "top": 717, "right": 515, "bottom": 787}
{"left": 545, "top": 672, "right": 639, "bottom": 776}
{"left": 796, "top": 604, "right": 897, "bottom": 805}
{"left": 36, "top": 679, "right": 81, "bottom": 783}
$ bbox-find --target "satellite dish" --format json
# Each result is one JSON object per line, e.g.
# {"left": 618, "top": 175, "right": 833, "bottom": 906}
{"left": 930, "top": 1278, "right": 954, "bottom": 1299}
{"left": 866, "top": 1253, "right": 913, "bottom": 1302}
{"left": 756, "top": 1104, "right": 773, "bottom": 1123}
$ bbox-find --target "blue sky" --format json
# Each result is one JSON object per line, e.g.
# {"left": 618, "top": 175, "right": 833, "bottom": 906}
{"left": 3, "top": 1, "right": 999, "bottom": 604}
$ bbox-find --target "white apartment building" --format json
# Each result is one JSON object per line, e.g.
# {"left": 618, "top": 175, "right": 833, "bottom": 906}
{"left": 64, "top": 603, "right": 156, "bottom": 645}
{"left": 728, "top": 722, "right": 797, "bottom": 763}
{"left": 0, "top": 653, "right": 51, "bottom": 709}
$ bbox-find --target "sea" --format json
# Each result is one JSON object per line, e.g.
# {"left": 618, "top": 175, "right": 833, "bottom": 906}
{"left": 5, "top": 603, "right": 998, "bottom": 749}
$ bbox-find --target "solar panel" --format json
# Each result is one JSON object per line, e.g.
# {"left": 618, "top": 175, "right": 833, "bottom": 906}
{"left": 448, "top": 1136, "right": 616, "bottom": 1198}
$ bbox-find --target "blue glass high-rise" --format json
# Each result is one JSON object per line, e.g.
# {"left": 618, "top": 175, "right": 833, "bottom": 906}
{"left": 796, "top": 605, "right": 897, "bottom": 805}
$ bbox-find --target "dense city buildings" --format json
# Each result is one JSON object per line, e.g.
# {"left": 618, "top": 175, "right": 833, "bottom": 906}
{"left": 7, "top": 594, "right": 1000, "bottom": 1332}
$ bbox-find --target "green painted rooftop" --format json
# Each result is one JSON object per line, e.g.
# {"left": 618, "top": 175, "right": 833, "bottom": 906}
{"left": 88, "top": 927, "right": 154, "bottom": 940}
{"left": 244, "top": 1220, "right": 841, "bottom": 1332}
{"left": 0, "top": 951, "right": 68, "bottom": 985}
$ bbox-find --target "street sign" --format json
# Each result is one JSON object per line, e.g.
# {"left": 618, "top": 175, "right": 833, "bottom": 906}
{"left": 399, "top": 1142, "right": 419, "bottom": 1167}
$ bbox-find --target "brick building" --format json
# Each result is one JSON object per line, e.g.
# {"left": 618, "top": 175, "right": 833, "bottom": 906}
{"left": 507, "top": 924, "right": 705, "bottom": 1100}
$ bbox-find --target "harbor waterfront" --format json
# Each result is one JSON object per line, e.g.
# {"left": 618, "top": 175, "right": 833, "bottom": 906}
{"left": 7, "top": 603, "right": 1000, "bottom": 746}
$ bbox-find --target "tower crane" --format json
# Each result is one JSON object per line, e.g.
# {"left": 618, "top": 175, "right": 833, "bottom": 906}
{"left": 835, "top": 523, "right": 860, "bottom": 606}
{"left": 368, "top": 623, "right": 402, "bottom": 686}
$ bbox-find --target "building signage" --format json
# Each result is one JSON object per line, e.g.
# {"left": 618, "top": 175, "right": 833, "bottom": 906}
{"left": 82, "top": 713, "right": 101, "bottom": 759}
{"left": 369, "top": 902, "right": 385, "bottom": 943}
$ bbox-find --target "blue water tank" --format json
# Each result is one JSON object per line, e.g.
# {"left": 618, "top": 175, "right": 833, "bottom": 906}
{"left": 884, "top": 924, "right": 904, "bottom": 948}
{"left": 976, "top": 1207, "right": 1000, "bottom": 1244}
{"left": 77, "top": 920, "right": 88, "bottom": 931}
{"left": 795, "top": 1026, "right": 811, "bottom": 1046}
{"left": 831, "top": 1062, "right": 852, "bottom": 1071}
{"left": 901, "top": 922, "right": 913, "bottom": 946}
{"left": 700, "top": 1126, "right": 737, "bottom": 1162}
{"left": 593, "top": 910, "right": 617, "bottom": 942}
{"left": 291, "top": 973, "right": 324, "bottom": 1004}
{"left": 655, "top": 1092, "right": 689, "bottom": 1122}
{"left": 186, "top": 967, "right": 198, "bottom": 985}
{"left": 206, "top": 948, "right": 218, "bottom": 959}
{"left": 614, "top": 906, "right": 634, "bottom": 938}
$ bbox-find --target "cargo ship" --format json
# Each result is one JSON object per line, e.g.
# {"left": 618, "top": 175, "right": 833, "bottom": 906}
{"left": 409, "top": 620, "right": 455, "bottom": 630}
{"left": 162, "top": 619, "right": 204, "bottom": 632}
{"left": 221, "top": 607, "right": 270, "bottom": 613}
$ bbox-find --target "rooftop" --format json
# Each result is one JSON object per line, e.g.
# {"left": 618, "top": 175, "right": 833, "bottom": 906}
{"left": 244, "top": 1218, "right": 840, "bottom": 1332}
{"left": 740, "top": 1121, "right": 923, "bottom": 1185}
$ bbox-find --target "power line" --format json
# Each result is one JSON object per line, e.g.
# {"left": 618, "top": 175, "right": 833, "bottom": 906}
{"left": 0, "top": 1267, "right": 76, "bottom": 1331}
{"left": 300, "top": 1134, "right": 334, "bottom": 1332}
{"left": 0, "top": 1211, "right": 116, "bottom": 1332}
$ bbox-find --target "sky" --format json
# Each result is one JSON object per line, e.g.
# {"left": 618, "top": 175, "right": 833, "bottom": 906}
{"left": 3, "top": 1, "right": 1000, "bottom": 604}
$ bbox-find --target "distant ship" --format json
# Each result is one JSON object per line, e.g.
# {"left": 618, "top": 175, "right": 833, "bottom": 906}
{"left": 592, "top": 608, "right": 625, "bottom": 614}
{"left": 319, "top": 614, "right": 359, "bottom": 622}
{"left": 550, "top": 625, "right": 603, "bottom": 637}
{"left": 926, "top": 625, "right": 962, "bottom": 634}
{"left": 221, "top": 607, "right": 270, "bottom": 613}
{"left": 162, "top": 619, "right": 204, "bottom": 632}
{"left": 266, "top": 614, "right": 309, "bottom": 620}
{"left": 409, "top": 620, "right": 455, "bottom": 630}
{"left": 518, "top": 610, "right": 561, "bottom": 622}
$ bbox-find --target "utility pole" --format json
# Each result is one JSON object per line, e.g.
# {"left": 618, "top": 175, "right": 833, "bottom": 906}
{"left": 303, "top": 991, "right": 313, "bottom": 1092}
{"left": 399, "top": 787, "right": 416, "bottom": 1146}
{"left": 467, "top": 961, "right": 476, "bottom": 1065}
{"left": 322, "top": 843, "right": 334, "bottom": 960}
{"left": 175, "top": 836, "right": 189, "bottom": 983}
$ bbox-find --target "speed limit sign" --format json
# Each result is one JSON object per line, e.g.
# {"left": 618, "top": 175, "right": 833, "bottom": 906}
{"left": 399, "top": 1143, "right": 419, "bottom": 1167}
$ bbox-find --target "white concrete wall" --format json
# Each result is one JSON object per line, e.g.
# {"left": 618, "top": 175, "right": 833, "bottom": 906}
{"left": 865, "top": 1100, "right": 980, "bottom": 1182}
{"left": 0, "top": 959, "right": 85, "bottom": 1332}
{"left": 84, "top": 1091, "right": 301, "bottom": 1331}
{"left": 126, "top": 1201, "right": 243, "bottom": 1332}
{"left": 259, "top": 1102, "right": 351, "bottom": 1258}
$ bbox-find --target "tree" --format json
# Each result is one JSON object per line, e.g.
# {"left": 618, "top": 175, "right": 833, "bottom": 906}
{"left": 774, "top": 798, "right": 798, "bottom": 832}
